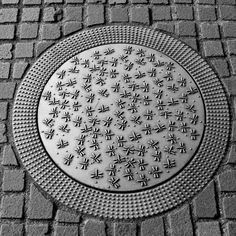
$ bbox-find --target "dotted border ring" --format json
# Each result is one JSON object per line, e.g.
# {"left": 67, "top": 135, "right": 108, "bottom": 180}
{"left": 13, "top": 25, "right": 230, "bottom": 219}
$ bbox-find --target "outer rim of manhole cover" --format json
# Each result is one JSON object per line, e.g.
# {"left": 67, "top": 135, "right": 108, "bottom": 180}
{"left": 13, "top": 25, "right": 231, "bottom": 219}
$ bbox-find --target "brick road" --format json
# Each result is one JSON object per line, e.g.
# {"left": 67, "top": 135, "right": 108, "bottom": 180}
{"left": 0, "top": 0, "right": 236, "bottom": 235}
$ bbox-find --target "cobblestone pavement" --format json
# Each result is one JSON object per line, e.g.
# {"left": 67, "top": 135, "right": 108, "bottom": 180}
{"left": 0, "top": 0, "right": 236, "bottom": 235}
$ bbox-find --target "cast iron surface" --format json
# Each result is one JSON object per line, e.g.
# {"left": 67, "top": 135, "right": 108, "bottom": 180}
{"left": 13, "top": 25, "right": 230, "bottom": 219}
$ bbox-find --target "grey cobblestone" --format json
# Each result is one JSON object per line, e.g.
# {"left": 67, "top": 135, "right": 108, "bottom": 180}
{"left": 0, "top": 82, "right": 16, "bottom": 99}
{"left": 0, "top": 8, "right": 18, "bottom": 23}
{"left": 218, "top": 169, "right": 236, "bottom": 191}
{"left": 23, "top": 0, "right": 42, "bottom": 4}
{"left": 153, "top": 22, "right": 175, "bottom": 33}
{"left": 87, "top": 0, "right": 106, "bottom": 3}
{"left": 0, "top": 123, "right": 7, "bottom": 143}
{"left": 141, "top": 217, "right": 164, "bottom": 236}
{"left": 193, "top": 181, "right": 217, "bottom": 218}
{"left": 203, "top": 40, "right": 224, "bottom": 57}
{"left": 26, "top": 224, "right": 49, "bottom": 236}
{"left": 19, "top": 23, "right": 39, "bottom": 39}
{"left": 151, "top": 0, "right": 169, "bottom": 3}
{"left": 230, "top": 57, "right": 236, "bottom": 74}
{"left": 174, "top": 0, "right": 192, "bottom": 2}
{"left": 169, "top": 205, "right": 193, "bottom": 236}
{"left": 87, "top": 5, "right": 105, "bottom": 26}
{"left": 227, "top": 39, "right": 236, "bottom": 55}
{"left": 114, "top": 223, "right": 136, "bottom": 236}
{"left": 64, "top": 6, "right": 83, "bottom": 21}
{"left": 223, "top": 196, "right": 236, "bottom": 219}
{"left": 22, "top": 7, "right": 40, "bottom": 22}
{"left": 0, "top": 43, "right": 12, "bottom": 59}
{"left": 0, "top": 194, "right": 24, "bottom": 218}
{"left": 13, "top": 61, "right": 28, "bottom": 79}
{"left": 227, "top": 145, "right": 236, "bottom": 163}
{"left": 109, "top": 0, "right": 127, "bottom": 3}
{"left": 222, "top": 22, "right": 236, "bottom": 37}
{"left": 83, "top": 219, "right": 106, "bottom": 236}
{"left": 66, "top": 0, "right": 84, "bottom": 3}
{"left": 45, "top": 0, "right": 63, "bottom": 3}
{"left": 200, "top": 23, "right": 220, "bottom": 39}
{"left": 0, "top": 25, "right": 15, "bottom": 39}
{"left": 197, "top": 0, "right": 215, "bottom": 4}
{"left": 41, "top": 24, "right": 61, "bottom": 40}
{"left": 56, "top": 209, "right": 80, "bottom": 222}
{"left": 2, "top": 0, "right": 19, "bottom": 4}
{"left": 110, "top": 7, "right": 129, "bottom": 22}
{"left": 0, "top": 223, "right": 23, "bottom": 236}
{"left": 54, "top": 225, "right": 79, "bottom": 236}
{"left": 2, "top": 145, "right": 18, "bottom": 166}
{"left": 174, "top": 5, "right": 193, "bottom": 20}
{"left": 177, "top": 21, "right": 196, "bottom": 36}
{"left": 28, "top": 184, "right": 53, "bottom": 219}
{"left": 15, "top": 42, "right": 34, "bottom": 58}
{"left": 152, "top": 6, "right": 171, "bottom": 21}
{"left": 43, "top": 7, "right": 58, "bottom": 22}
{"left": 197, "top": 6, "right": 217, "bottom": 21}
{"left": 131, "top": 0, "right": 148, "bottom": 3}
{"left": 130, "top": 6, "right": 149, "bottom": 25}
{"left": 219, "top": 5, "right": 236, "bottom": 20}
{"left": 211, "top": 58, "right": 230, "bottom": 77}
{"left": 226, "top": 222, "right": 236, "bottom": 236}
{"left": 0, "top": 102, "right": 8, "bottom": 120}
{"left": 182, "top": 38, "right": 198, "bottom": 50}
{"left": 0, "top": 62, "right": 10, "bottom": 79}
{"left": 63, "top": 22, "right": 82, "bottom": 36}
{"left": 196, "top": 222, "right": 221, "bottom": 236}
{"left": 218, "top": 0, "right": 236, "bottom": 4}
{"left": 36, "top": 41, "right": 55, "bottom": 57}
{"left": 2, "top": 169, "right": 25, "bottom": 192}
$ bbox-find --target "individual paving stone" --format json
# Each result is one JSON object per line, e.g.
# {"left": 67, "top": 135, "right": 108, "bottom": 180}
{"left": 141, "top": 217, "right": 164, "bottom": 236}
{"left": 114, "top": 223, "right": 136, "bottom": 236}
{"left": 56, "top": 209, "right": 80, "bottom": 223}
{"left": 2, "top": 0, "right": 19, "bottom": 3}
{"left": 0, "top": 82, "right": 16, "bottom": 99}
{"left": 54, "top": 225, "right": 79, "bottom": 236}
{"left": 131, "top": 0, "right": 148, "bottom": 3}
{"left": 169, "top": 205, "right": 193, "bottom": 236}
{"left": 177, "top": 21, "right": 196, "bottom": 36}
{"left": 203, "top": 41, "right": 224, "bottom": 57}
{"left": 0, "top": 195, "right": 24, "bottom": 218}
{"left": 41, "top": 24, "right": 61, "bottom": 40}
{"left": 87, "top": 5, "right": 104, "bottom": 26}
{"left": 2, "top": 145, "right": 18, "bottom": 166}
{"left": 45, "top": 0, "right": 63, "bottom": 3}
{"left": 196, "top": 222, "right": 221, "bottom": 236}
{"left": 151, "top": 0, "right": 169, "bottom": 3}
{"left": 222, "top": 22, "right": 236, "bottom": 38}
{"left": 66, "top": 0, "right": 84, "bottom": 2}
{"left": 23, "top": 0, "right": 42, "bottom": 4}
{"left": 15, "top": 42, "right": 34, "bottom": 58}
{"left": 36, "top": 41, "right": 55, "bottom": 57}
{"left": 197, "top": 0, "right": 215, "bottom": 3}
{"left": 227, "top": 145, "right": 236, "bottom": 163}
{"left": 63, "top": 22, "right": 82, "bottom": 36}
{"left": 22, "top": 8, "right": 40, "bottom": 22}
{"left": 0, "top": 62, "right": 10, "bottom": 79}
{"left": 0, "top": 44, "right": 12, "bottom": 59}
{"left": 2, "top": 170, "right": 25, "bottom": 192}
{"left": 200, "top": 23, "right": 220, "bottom": 39}
{"left": 193, "top": 181, "right": 217, "bottom": 218}
{"left": 223, "top": 76, "right": 236, "bottom": 95}
{"left": 152, "top": 22, "right": 175, "bottom": 33}
{"left": 152, "top": 6, "right": 171, "bottom": 21}
{"left": 0, "top": 25, "right": 15, "bottom": 39}
{"left": 109, "top": 0, "right": 126, "bottom": 3}
{"left": 218, "top": 0, "right": 235, "bottom": 4}
{"left": 197, "top": 6, "right": 217, "bottom": 21}
{"left": 227, "top": 39, "right": 236, "bottom": 55}
{"left": 223, "top": 196, "right": 236, "bottom": 219}
{"left": 0, "top": 223, "right": 23, "bottom": 236}
{"left": 28, "top": 184, "right": 53, "bottom": 219}
{"left": 0, "top": 123, "right": 7, "bottom": 143}
{"left": 26, "top": 224, "right": 49, "bottom": 236}
{"left": 0, "top": 8, "right": 18, "bottom": 23}
{"left": 181, "top": 38, "right": 198, "bottom": 50}
{"left": 19, "top": 23, "right": 38, "bottom": 39}
{"left": 230, "top": 57, "right": 236, "bottom": 74}
{"left": 219, "top": 5, "right": 236, "bottom": 20}
{"left": 64, "top": 6, "right": 83, "bottom": 21}
{"left": 43, "top": 7, "right": 57, "bottom": 22}
{"left": 88, "top": 0, "right": 106, "bottom": 2}
{"left": 110, "top": 7, "right": 128, "bottom": 22}
{"left": 174, "top": 0, "right": 192, "bottom": 2}
{"left": 211, "top": 58, "right": 230, "bottom": 77}
{"left": 13, "top": 62, "right": 28, "bottom": 79}
{"left": 174, "top": 5, "right": 193, "bottom": 20}
{"left": 0, "top": 102, "right": 8, "bottom": 120}
{"left": 83, "top": 219, "right": 106, "bottom": 236}
{"left": 226, "top": 222, "right": 236, "bottom": 236}
{"left": 218, "top": 170, "right": 236, "bottom": 191}
{"left": 130, "top": 6, "right": 149, "bottom": 25}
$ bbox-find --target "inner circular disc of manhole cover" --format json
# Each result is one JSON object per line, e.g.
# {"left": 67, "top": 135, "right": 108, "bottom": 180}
{"left": 13, "top": 25, "right": 230, "bottom": 219}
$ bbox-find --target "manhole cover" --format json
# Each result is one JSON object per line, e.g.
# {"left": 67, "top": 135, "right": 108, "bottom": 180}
{"left": 13, "top": 25, "right": 230, "bottom": 219}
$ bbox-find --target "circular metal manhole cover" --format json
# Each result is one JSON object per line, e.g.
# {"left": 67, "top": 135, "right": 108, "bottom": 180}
{"left": 13, "top": 25, "right": 230, "bottom": 219}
